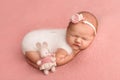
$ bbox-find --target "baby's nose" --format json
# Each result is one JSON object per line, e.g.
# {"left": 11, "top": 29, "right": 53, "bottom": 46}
{"left": 75, "top": 38, "right": 82, "bottom": 43}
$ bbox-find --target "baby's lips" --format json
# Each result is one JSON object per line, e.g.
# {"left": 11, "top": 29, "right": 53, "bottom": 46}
{"left": 75, "top": 43, "right": 82, "bottom": 47}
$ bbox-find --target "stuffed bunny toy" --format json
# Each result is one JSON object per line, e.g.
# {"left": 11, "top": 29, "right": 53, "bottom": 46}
{"left": 36, "top": 42, "right": 56, "bottom": 75}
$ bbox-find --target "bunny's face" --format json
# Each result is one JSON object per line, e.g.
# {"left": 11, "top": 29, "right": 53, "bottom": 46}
{"left": 36, "top": 42, "right": 51, "bottom": 58}
{"left": 40, "top": 48, "right": 51, "bottom": 58}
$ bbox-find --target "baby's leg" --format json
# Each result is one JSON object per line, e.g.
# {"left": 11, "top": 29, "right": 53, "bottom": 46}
{"left": 25, "top": 51, "right": 41, "bottom": 66}
{"left": 25, "top": 57, "right": 39, "bottom": 69}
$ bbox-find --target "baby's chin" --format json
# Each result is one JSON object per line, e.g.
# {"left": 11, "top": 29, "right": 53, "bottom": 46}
{"left": 71, "top": 45, "right": 81, "bottom": 51}
{"left": 72, "top": 45, "right": 89, "bottom": 51}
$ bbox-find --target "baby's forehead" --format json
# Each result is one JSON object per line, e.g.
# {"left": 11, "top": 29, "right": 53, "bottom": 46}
{"left": 70, "top": 22, "right": 92, "bottom": 30}
{"left": 68, "top": 27, "right": 94, "bottom": 36}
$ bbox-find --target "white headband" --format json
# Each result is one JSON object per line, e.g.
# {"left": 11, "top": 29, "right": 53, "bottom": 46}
{"left": 71, "top": 14, "right": 96, "bottom": 35}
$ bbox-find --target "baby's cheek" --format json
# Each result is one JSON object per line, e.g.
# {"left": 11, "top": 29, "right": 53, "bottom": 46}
{"left": 67, "top": 40, "right": 73, "bottom": 47}
{"left": 84, "top": 41, "right": 92, "bottom": 47}
{"left": 66, "top": 38, "right": 71, "bottom": 44}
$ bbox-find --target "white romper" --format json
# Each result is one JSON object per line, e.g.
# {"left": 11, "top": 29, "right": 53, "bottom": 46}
{"left": 22, "top": 29, "right": 72, "bottom": 55}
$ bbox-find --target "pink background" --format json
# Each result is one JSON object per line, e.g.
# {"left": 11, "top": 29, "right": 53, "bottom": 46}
{"left": 0, "top": 0, "right": 120, "bottom": 80}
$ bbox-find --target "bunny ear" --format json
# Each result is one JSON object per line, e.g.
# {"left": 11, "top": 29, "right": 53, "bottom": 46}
{"left": 36, "top": 42, "right": 41, "bottom": 48}
{"left": 42, "top": 41, "right": 48, "bottom": 48}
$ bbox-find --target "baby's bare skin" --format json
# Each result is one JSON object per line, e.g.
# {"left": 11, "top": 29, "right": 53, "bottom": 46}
{"left": 25, "top": 48, "right": 80, "bottom": 69}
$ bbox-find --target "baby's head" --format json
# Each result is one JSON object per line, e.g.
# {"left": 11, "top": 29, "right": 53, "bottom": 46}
{"left": 66, "top": 11, "right": 98, "bottom": 51}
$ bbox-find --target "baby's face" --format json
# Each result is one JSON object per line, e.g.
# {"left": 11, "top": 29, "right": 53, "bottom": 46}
{"left": 66, "top": 23, "right": 95, "bottom": 51}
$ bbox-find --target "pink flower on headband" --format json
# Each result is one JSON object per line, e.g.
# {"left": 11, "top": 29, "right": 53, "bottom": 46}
{"left": 71, "top": 14, "right": 84, "bottom": 23}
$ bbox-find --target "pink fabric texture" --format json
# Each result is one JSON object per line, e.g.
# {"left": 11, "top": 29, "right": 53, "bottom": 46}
{"left": 0, "top": 0, "right": 120, "bottom": 80}
{"left": 40, "top": 55, "right": 54, "bottom": 65}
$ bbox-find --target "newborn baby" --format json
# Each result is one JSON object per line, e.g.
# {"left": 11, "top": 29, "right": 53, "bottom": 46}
{"left": 22, "top": 11, "right": 98, "bottom": 69}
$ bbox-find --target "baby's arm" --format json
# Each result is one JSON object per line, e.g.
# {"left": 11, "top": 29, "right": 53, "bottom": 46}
{"left": 25, "top": 49, "right": 79, "bottom": 69}
{"left": 55, "top": 48, "right": 78, "bottom": 66}
{"left": 25, "top": 51, "right": 41, "bottom": 64}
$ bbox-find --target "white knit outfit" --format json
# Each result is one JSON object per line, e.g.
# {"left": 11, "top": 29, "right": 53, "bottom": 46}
{"left": 22, "top": 29, "right": 72, "bottom": 55}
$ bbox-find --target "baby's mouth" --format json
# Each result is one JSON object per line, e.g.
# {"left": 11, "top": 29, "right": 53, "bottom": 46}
{"left": 73, "top": 44, "right": 81, "bottom": 48}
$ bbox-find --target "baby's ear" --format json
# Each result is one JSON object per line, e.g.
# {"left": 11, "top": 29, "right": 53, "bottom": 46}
{"left": 36, "top": 42, "right": 41, "bottom": 48}
{"left": 42, "top": 42, "right": 48, "bottom": 48}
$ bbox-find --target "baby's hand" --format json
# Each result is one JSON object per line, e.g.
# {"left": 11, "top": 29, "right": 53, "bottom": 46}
{"left": 36, "top": 60, "right": 41, "bottom": 65}
{"left": 51, "top": 57, "right": 56, "bottom": 62}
